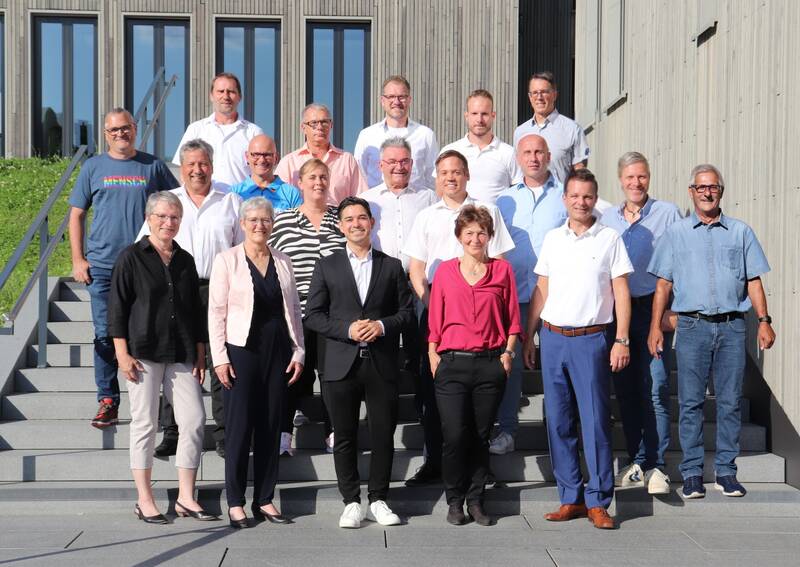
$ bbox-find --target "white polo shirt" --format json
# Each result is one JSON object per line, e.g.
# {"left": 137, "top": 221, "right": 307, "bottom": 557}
{"left": 535, "top": 219, "right": 632, "bottom": 327}
{"left": 172, "top": 114, "right": 264, "bottom": 192}
{"left": 361, "top": 183, "right": 439, "bottom": 271}
{"left": 354, "top": 118, "right": 439, "bottom": 189}
{"left": 513, "top": 109, "right": 590, "bottom": 184}
{"left": 138, "top": 184, "right": 244, "bottom": 279}
{"left": 402, "top": 196, "right": 515, "bottom": 282}
{"left": 439, "top": 135, "right": 523, "bottom": 203}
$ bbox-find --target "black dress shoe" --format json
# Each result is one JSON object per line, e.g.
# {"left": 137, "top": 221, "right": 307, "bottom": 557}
{"left": 175, "top": 501, "right": 220, "bottom": 521}
{"left": 467, "top": 503, "right": 493, "bottom": 526}
{"left": 446, "top": 504, "right": 467, "bottom": 526}
{"left": 215, "top": 441, "right": 226, "bottom": 458}
{"left": 252, "top": 505, "right": 293, "bottom": 524}
{"left": 154, "top": 437, "right": 178, "bottom": 457}
{"left": 134, "top": 503, "right": 168, "bottom": 524}
{"left": 228, "top": 510, "right": 249, "bottom": 529}
{"left": 404, "top": 464, "right": 442, "bottom": 487}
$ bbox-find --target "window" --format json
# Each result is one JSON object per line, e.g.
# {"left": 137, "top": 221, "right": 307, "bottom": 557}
{"left": 0, "top": 14, "right": 5, "bottom": 155}
{"left": 215, "top": 20, "right": 280, "bottom": 145}
{"left": 125, "top": 19, "right": 190, "bottom": 162}
{"left": 32, "top": 17, "right": 98, "bottom": 157}
{"left": 306, "top": 22, "right": 370, "bottom": 152}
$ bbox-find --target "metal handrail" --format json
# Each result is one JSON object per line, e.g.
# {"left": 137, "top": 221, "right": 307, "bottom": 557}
{"left": 133, "top": 66, "right": 179, "bottom": 153}
{"left": 133, "top": 67, "right": 165, "bottom": 127}
{"left": 139, "top": 73, "right": 178, "bottom": 150}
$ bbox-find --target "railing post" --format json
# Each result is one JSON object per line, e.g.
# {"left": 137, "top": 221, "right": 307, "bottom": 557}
{"left": 37, "top": 217, "right": 49, "bottom": 368}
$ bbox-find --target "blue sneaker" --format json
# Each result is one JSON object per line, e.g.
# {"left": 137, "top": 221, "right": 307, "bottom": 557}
{"left": 715, "top": 475, "right": 746, "bottom": 497}
{"left": 681, "top": 476, "right": 706, "bottom": 499}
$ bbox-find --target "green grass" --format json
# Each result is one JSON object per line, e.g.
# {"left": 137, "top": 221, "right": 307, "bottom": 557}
{"left": 0, "top": 157, "right": 79, "bottom": 321}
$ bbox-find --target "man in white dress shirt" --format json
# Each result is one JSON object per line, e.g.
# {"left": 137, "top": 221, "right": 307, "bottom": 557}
{"left": 440, "top": 89, "right": 521, "bottom": 203}
{"left": 354, "top": 75, "right": 439, "bottom": 189}
{"left": 173, "top": 73, "right": 263, "bottom": 192}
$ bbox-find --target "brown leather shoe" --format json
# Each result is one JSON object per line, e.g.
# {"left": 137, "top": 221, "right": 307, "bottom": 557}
{"left": 587, "top": 507, "right": 615, "bottom": 529}
{"left": 543, "top": 503, "right": 588, "bottom": 522}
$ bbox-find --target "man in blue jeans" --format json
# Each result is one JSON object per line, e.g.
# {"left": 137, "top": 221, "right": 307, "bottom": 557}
{"left": 647, "top": 164, "right": 776, "bottom": 498}
{"left": 68, "top": 108, "right": 178, "bottom": 428}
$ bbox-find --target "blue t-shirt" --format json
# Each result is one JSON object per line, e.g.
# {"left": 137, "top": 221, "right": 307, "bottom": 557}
{"left": 68, "top": 152, "right": 178, "bottom": 269}
{"left": 229, "top": 176, "right": 303, "bottom": 213}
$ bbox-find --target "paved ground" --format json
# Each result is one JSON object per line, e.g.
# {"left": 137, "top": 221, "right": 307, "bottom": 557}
{"left": 0, "top": 482, "right": 798, "bottom": 566}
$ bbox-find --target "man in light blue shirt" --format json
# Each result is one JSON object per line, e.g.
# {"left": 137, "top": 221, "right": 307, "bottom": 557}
{"left": 600, "top": 152, "right": 682, "bottom": 495}
{"left": 491, "top": 134, "right": 566, "bottom": 454}
{"left": 230, "top": 134, "right": 302, "bottom": 212}
{"left": 647, "top": 164, "right": 776, "bottom": 500}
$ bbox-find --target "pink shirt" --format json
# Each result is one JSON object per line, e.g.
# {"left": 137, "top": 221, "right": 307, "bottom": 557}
{"left": 275, "top": 143, "right": 368, "bottom": 206}
{"left": 428, "top": 258, "right": 522, "bottom": 352}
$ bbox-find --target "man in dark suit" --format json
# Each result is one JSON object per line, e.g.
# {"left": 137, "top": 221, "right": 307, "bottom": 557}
{"left": 306, "top": 196, "right": 414, "bottom": 529}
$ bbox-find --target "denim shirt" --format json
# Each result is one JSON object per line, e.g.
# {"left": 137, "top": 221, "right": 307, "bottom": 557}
{"left": 647, "top": 212, "right": 770, "bottom": 314}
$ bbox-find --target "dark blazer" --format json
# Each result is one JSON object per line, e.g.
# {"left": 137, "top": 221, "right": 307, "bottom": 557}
{"left": 305, "top": 248, "right": 413, "bottom": 381}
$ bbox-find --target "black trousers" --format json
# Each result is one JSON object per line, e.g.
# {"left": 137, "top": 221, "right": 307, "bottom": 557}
{"left": 322, "top": 356, "right": 399, "bottom": 504}
{"left": 435, "top": 353, "right": 506, "bottom": 506}
{"left": 417, "top": 309, "right": 442, "bottom": 468}
{"left": 282, "top": 322, "right": 332, "bottom": 435}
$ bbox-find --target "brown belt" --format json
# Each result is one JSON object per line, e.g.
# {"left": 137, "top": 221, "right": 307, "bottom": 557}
{"left": 542, "top": 321, "right": 607, "bottom": 337}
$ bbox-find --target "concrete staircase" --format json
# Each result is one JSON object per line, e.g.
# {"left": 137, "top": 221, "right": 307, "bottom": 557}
{"left": 0, "top": 280, "right": 786, "bottom": 485}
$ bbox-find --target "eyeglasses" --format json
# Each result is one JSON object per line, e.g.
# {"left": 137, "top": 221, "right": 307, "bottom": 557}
{"left": 151, "top": 213, "right": 180, "bottom": 223}
{"left": 690, "top": 184, "right": 723, "bottom": 194}
{"left": 303, "top": 119, "right": 332, "bottom": 130}
{"left": 249, "top": 152, "right": 275, "bottom": 161}
{"left": 382, "top": 158, "right": 412, "bottom": 168}
{"left": 528, "top": 90, "right": 553, "bottom": 98}
{"left": 245, "top": 217, "right": 273, "bottom": 226}
{"left": 105, "top": 125, "right": 134, "bottom": 136}
{"left": 382, "top": 94, "right": 410, "bottom": 102}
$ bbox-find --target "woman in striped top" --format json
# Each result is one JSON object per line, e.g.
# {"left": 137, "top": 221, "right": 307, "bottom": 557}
{"left": 270, "top": 158, "right": 346, "bottom": 455}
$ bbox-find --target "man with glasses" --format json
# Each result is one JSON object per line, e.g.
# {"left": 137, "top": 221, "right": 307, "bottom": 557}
{"left": 173, "top": 72, "right": 263, "bottom": 192}
{"left": 513, "top": 72, "right": 590, "bottom": 184}
{"left": 276, "top": 103, "right": 368, "bottom": 206}
{"left": 648, "top": 164, "right": 776, "bottom": 500}
{"left": 69, "top": 108, "right": 178, "bottom": 428}
{"left": 230, "top": 134, "right": 302, "bottom": 213}
{"left": 354, "top": 75, "right": 439, "bottom": 189}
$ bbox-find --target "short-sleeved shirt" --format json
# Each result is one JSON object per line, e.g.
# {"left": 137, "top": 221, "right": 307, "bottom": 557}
{"left": 229, "top": 176, "right": 303, "bottom": 213}
{"left": 354, "top": 118, "right": 439, "bottom": 189}
{"left": 496, "top": 176, "right": 567, "bottom": 302}
{"left": 172, "top": 114, "right": 263, "bottom": 191}
{"left": 535, "top": 219, "right": 633, "bottom": 326}
{"left": 68, "top": 151, "right": 178, "bottom": 270}
{"left": 647, "top": 212, "right": 770, "bottom": 314}
{"left": 513, "top": 109, "right": 590, "bottom": 183}
{"left": 439, "top": 135, "right": 523, "bottom": 203}
{"left": 361, "top": 183, "right": 439, "bottom": 271}
{"left": 600, "top": 198, "right": 683, "bottom": 297}
{"left": 402, "top": 196, "right": 515, "bottom": 283}
{"left": 275, "top": 143, "right": 368, "bottom": 206}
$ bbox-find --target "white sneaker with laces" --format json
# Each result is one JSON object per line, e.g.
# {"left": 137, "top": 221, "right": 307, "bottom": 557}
{"left": 293, "top": 409, "right": 310, "bottom": 427}
{"left": 338, "top": 502, "right": 365, "bottom": 528}
{"left": 489, "top": 431, "right": 515, "bottom": 455}
{"left": 615, "top": 462, "right": 645, "bottom": 487}
{"left": 645, "top": 468, "right": 671, "bottom": 494}
{"left": 325, "top": 432, "right": 335, "bottom": 454}
{"left": 365, "top": 500, "right": 402, "bottom": 526}
{"left": 279, "top": 432, "right": 295, "bottom": 456}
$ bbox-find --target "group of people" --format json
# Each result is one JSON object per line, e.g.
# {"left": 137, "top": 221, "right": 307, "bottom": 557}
{"left": 67, "top": 68, "right": 776, "bottom": 531}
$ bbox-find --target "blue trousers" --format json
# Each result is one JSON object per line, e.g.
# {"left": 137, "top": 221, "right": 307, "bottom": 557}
{"left": 540, "top": 327, "right": 613, "bottom": 509}
{"left": 87, "top": 266, "right": 119, "bottom": 404}
{"left": 495, "top": 302, "right": 529, "bottom": 435}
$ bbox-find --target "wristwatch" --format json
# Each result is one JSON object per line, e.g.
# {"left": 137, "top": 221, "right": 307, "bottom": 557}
{"left": 614, "top": 337, "right": 630, "bottom": 347}
{"left": 503, "top": 350, "right": 516, "bottom": 359}
{"left": 758, "top": 315, "right": 772, "bottom": 324}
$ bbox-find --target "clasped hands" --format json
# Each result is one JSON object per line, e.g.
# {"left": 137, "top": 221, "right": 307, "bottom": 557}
{"left": 348, "top": 319, "right": 383, "bottom": 343}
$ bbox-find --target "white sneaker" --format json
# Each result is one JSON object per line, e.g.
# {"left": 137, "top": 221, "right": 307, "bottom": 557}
{"left": 338, "top": 502, "right": 365, "bottom": 528}
{"left": 325, "top": 432, "right": 335, "bottom": 454}
{"left": 279, "top": 432, "right": 295, "bottom": 456}
{"left": 615, "top": 462, "right": 645, "bottom": 487}
{"left": 365, "top": 500, "right": 402, "bottom": 526}
{"left": 489, "top": 431, "right": 515, "bottom": 455}
{"left": 293, "top": 409, "right": 310, "bottom": 427}
{"left": 645, "top": 468, "right": 671, "bottom": 495}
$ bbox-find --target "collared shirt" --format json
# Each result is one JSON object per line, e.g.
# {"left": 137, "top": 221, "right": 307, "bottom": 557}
{"left": 439, "top": 135, "right": 523, "bottom": 203}
{"left": 108, "top": 238, "right": 206, "bottom": 363}
{"left": 354, "top": 118, "right": 439, "bottom": 189}
{"left": 402, "top": 196, "right": 515, "bottom": 283}
{"left": 229, "top": 176, "right": 303, "bottom": 213}
{"left": 361, "top": 182, "right": 439, "bottom": 271}
{"left": 647, "top": 212, "right": 770, "bottom": 314}
{"left": 535, "top": 219, "right": 633, "bottom": 326}
{"left": 600, "top": 198, "right": 683, "bottom": 297}
{"left": 428, "top": 258, "right": 523, "bottom": 352}
{"left": 345, "top": 246, "right": 385, "bottom": 343}
{"left": 137, "top": 185, "right": 244, "bottom": 279}
{"left": 172, "top": 113, "right": 264, "bottom": 191}
{"left": 512, "top": 109, "right": 590, "bottom": 183}
{"left": 275, "top": 142, "right": 369, "bottom": 206}
{"left": 496, "top": 176, "right": 567, "bottom": 301}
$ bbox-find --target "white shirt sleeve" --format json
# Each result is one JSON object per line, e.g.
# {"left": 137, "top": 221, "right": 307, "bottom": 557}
{"left": 608, "top": 232, "right": 634, "bottom": 278}
{"left": 136, "top": 221, "right": 150, "bottom": 240}
{"left": 423, "top": 130, "right": 440, "bottom": 183}
{"left": 487, "top": 205, "right": 515, "bottom": 257}
{"left": 172, "top": 123, "right": 196, "bottom": 166}
{"left": 533, "top": 232, "right": 553, "bottom": 277}
{"left": 572, "top": 126, "right": 591, "bottom": 166}
{"left": 353, "top": 129, "right": 370, "bottom": 178}
{"left": 401, "top": 211, "right": 429, "bottom": 262}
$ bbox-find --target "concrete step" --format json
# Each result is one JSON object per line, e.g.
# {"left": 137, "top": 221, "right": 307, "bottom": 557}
{"left": 58, "top": 281, "right": 89, "bottom": 302}
{"left": 49, "top": 301, "right": 92, "bottom": 322}
{"left": 27, "top": 344, "right": 95, "bottom": 368}
{"left": 0, "top": 448, "right": 783, "bottom": 483}
{"left": 45, "top": 322, "right": 94, "bottom": 344}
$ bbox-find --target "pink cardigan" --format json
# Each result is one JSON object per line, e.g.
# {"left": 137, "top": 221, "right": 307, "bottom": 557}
{"left": 208, "top": 244, "right": 305, "bottom": 367}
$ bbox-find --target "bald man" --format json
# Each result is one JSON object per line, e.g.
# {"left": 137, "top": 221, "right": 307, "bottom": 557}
{"left": 229, "top": 134, "right": 302, "bottom": 212}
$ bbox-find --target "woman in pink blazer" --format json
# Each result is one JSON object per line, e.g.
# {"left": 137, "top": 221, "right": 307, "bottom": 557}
{"left": 208, "top": 196, "right": 305, "bottom": 529}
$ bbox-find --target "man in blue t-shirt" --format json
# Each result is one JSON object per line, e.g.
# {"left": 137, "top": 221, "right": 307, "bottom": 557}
{"left": 68, "top": 108, "right": 178, "bottom": 428}
{"left": 229, "top": 134, "right": 302, "bottom": 212}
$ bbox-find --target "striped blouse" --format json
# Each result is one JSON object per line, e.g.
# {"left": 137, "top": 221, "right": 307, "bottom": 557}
{"left": 269, "top": 206, "right": 347, "bottom": 314}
